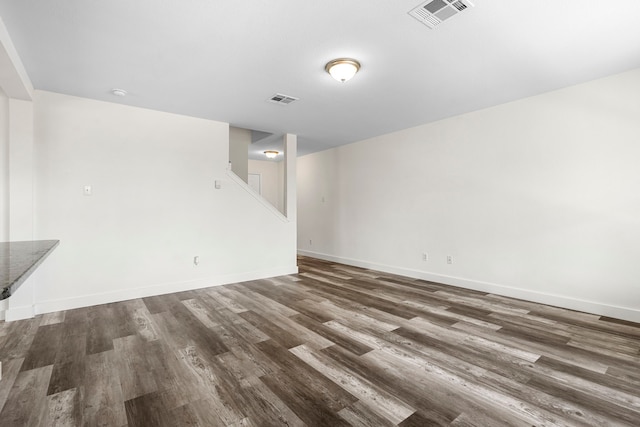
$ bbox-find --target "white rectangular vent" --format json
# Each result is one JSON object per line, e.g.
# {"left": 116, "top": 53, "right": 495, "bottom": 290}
{"left": 409, "top": 0, "right": 474, "bottom": 29}
{"left": 268, "top": 93, "right": 299, "bottom": 105}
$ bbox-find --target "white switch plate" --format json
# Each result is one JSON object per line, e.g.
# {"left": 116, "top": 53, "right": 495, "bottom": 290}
{"left": 215, "top": 180, "right": 222, "bottom": 189}
{"left": 83, "top": 185, "right": 92, "bottom": 196}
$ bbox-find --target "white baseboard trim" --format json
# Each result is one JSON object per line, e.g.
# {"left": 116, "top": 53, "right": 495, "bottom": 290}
{"left": 298, "top": 250, "right": 640, "bottom": 323}
{"left": 5, "top": 304, "right": 35, "bottom": 322}
{"left": 34, "top": 265, "right": 299, "bottom": 316}
{"left": 0, "top": 299, "right": 8, "bottom": 321}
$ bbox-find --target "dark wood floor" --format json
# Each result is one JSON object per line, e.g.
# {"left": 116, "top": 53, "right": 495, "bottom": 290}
{"left": 1, "top": 256, "right": 639, "bottom": 426}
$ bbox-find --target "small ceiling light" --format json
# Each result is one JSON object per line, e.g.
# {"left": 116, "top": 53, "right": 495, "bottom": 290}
{"left": 325, "top": 58, "right": 361, "bottom": 82}
{"left": 264, "top": 150, "right": 279, "bottom": 159}
{"left": 111, "top": 88, "right": 127, "bottom": 97}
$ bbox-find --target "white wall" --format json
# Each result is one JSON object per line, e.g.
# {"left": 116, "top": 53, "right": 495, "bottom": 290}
{"left": 229, "top": 126, "right": 250, "bottom": 183}
{"left": 298, "top": 68, "right": 640, "bottom": 322}
{"left": 0, "top": 87, "right": 8, "bottom": 241}
{"left": 33, "top": 91, "right": 297, "bottom": 314}
{"left": 1, "top": 95, "right": 38, "bottom": 320}
{"left": 248, "top": 159, "right": 284, "bottom": 213}
{"left": 278, "top": 159, "right": 285, "bottom": 213}
{"left": 8, "top": 98, "right": 34, "bottom": 241}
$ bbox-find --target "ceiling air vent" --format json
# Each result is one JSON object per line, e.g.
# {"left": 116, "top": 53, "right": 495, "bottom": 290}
{"left": 268, "top": 93, "right": 299, "bottom": 105}
{"left": 409, "top": 0, "right": 474, "bottom": 29}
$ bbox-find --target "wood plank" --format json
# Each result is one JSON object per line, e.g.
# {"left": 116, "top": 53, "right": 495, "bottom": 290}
{"left": 257, "top": 339, "right": 357, "bottom": 425}
{"left": 113, "top": 334, "right": 158, "bottom": 401}
{"left": 174, "top": 345, "right": 246, "bottom": 424}
{"left": 290, "top": 313, "right": 374, "bottom": 356}
{"left": 21, "top": 323, "right": 65, "bottom": 371}
{"left": 290, "top": 343, "right": 415, "bottom": 424}
{"left": 0, "top": 358, "right": 25, "bottom": 415}
{"left": 83, "top": 350, "right": 127, "bottom": 427}
{"left": 85, "top": 305, "right": 117, "bottom": 355}
{"left": 45, "top": 388, "right": 82, "bottom": 426}
{"left": 338, "top": 400, "right": 397, "bottom": 427}
{"left": 167, "top": 300, "right": 230, "bottom": 358}
{"left": 125, "top": 391, "right": 174, "bottom": 427}
{"left": 239, "top": 311, "right": 305, "bottom": 349}
{"left": 39, "top": 311, "right": 65, "bottom": 326}
{"left": 0, "top": 316, "right": 42, "bottom": 360}
{"left": 0, "top": 365, "right": 52, "bottom": 426}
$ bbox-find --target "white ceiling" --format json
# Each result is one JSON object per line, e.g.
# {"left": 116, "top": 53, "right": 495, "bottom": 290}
{"left": 1, "top": 0, "right": 640, "bottom": 157}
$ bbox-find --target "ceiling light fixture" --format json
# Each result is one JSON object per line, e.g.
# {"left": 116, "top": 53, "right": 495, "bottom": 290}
{"left": 111, "top": 88, "right": 127, "bottom": 97}
{"left": 325, "top": 58, "right": 361, "bottom": 83}
{"left": 264, "top": 150, "right": 279, "bottom": 159}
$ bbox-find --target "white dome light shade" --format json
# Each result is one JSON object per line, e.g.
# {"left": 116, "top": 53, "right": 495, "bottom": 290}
{"left": 111, "top": 88, "right": 127, "bottom": 96}
{"left": 264, "top": 150, "right": 279, "bottom": 159}
{"left": 325, "top": 58, "right": 361, "bottom": 82}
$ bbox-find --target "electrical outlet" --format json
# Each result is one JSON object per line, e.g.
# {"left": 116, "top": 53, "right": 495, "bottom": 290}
{"left": 422, "top": 252, "right": 428, "bottom": 261}
{"left": 193, "top": 256, "right": 200, "bottom": 266}
{"left": 447, "top": 255, "right": 453, "bottom": 264}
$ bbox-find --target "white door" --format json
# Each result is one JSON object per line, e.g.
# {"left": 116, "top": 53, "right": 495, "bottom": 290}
{"left": 248, "top": 173, "right": 261, "bottom": 195}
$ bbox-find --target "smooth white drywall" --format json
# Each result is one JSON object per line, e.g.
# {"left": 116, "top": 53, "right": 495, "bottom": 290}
{"left": 278, "top": 159, "right": 285, "bottom": 215}
{"left": 298, "top": 68, "right": 640, "bottom": 322}
{"left": 0, "top": 87, "right": 8, "bottom": 241}
{"left": 1, "top": 96, "right": 37, "bottom": 319}
{"left": 248, "top": 159, "right": 284, "bottom": 213}
{"left": 284, "top": 134, "right": 297, "bottom": 220}
{"left": 8, "top": 98, "right": 33, "bottom": 241}
{"left": 229, "top": 126, "right": 250, "bottom": 183}
{"left": 0, "top": 15, "right": 33, "bottom": 100}
{"left": 33, "top": 91, "right": 297, "bottom": 313}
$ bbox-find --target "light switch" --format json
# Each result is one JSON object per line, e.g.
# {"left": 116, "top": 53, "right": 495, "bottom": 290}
{"left": 215, "top": 180, "right": 222, "bottom": 189}
{"left": 83, "top": 185, "right": 92, "bottom": 196}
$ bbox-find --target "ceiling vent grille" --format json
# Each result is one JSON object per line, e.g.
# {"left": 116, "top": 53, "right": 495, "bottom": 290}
{"left": 409, "top": 0, "right": 474, "bottom": 29}
{"left": 268, "top": 93, "right": 299, "bottom": 105}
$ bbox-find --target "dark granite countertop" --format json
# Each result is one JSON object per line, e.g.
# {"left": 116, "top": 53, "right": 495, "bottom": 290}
{"left": 1, "top": 240, "right": 60, "bottom": 300}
